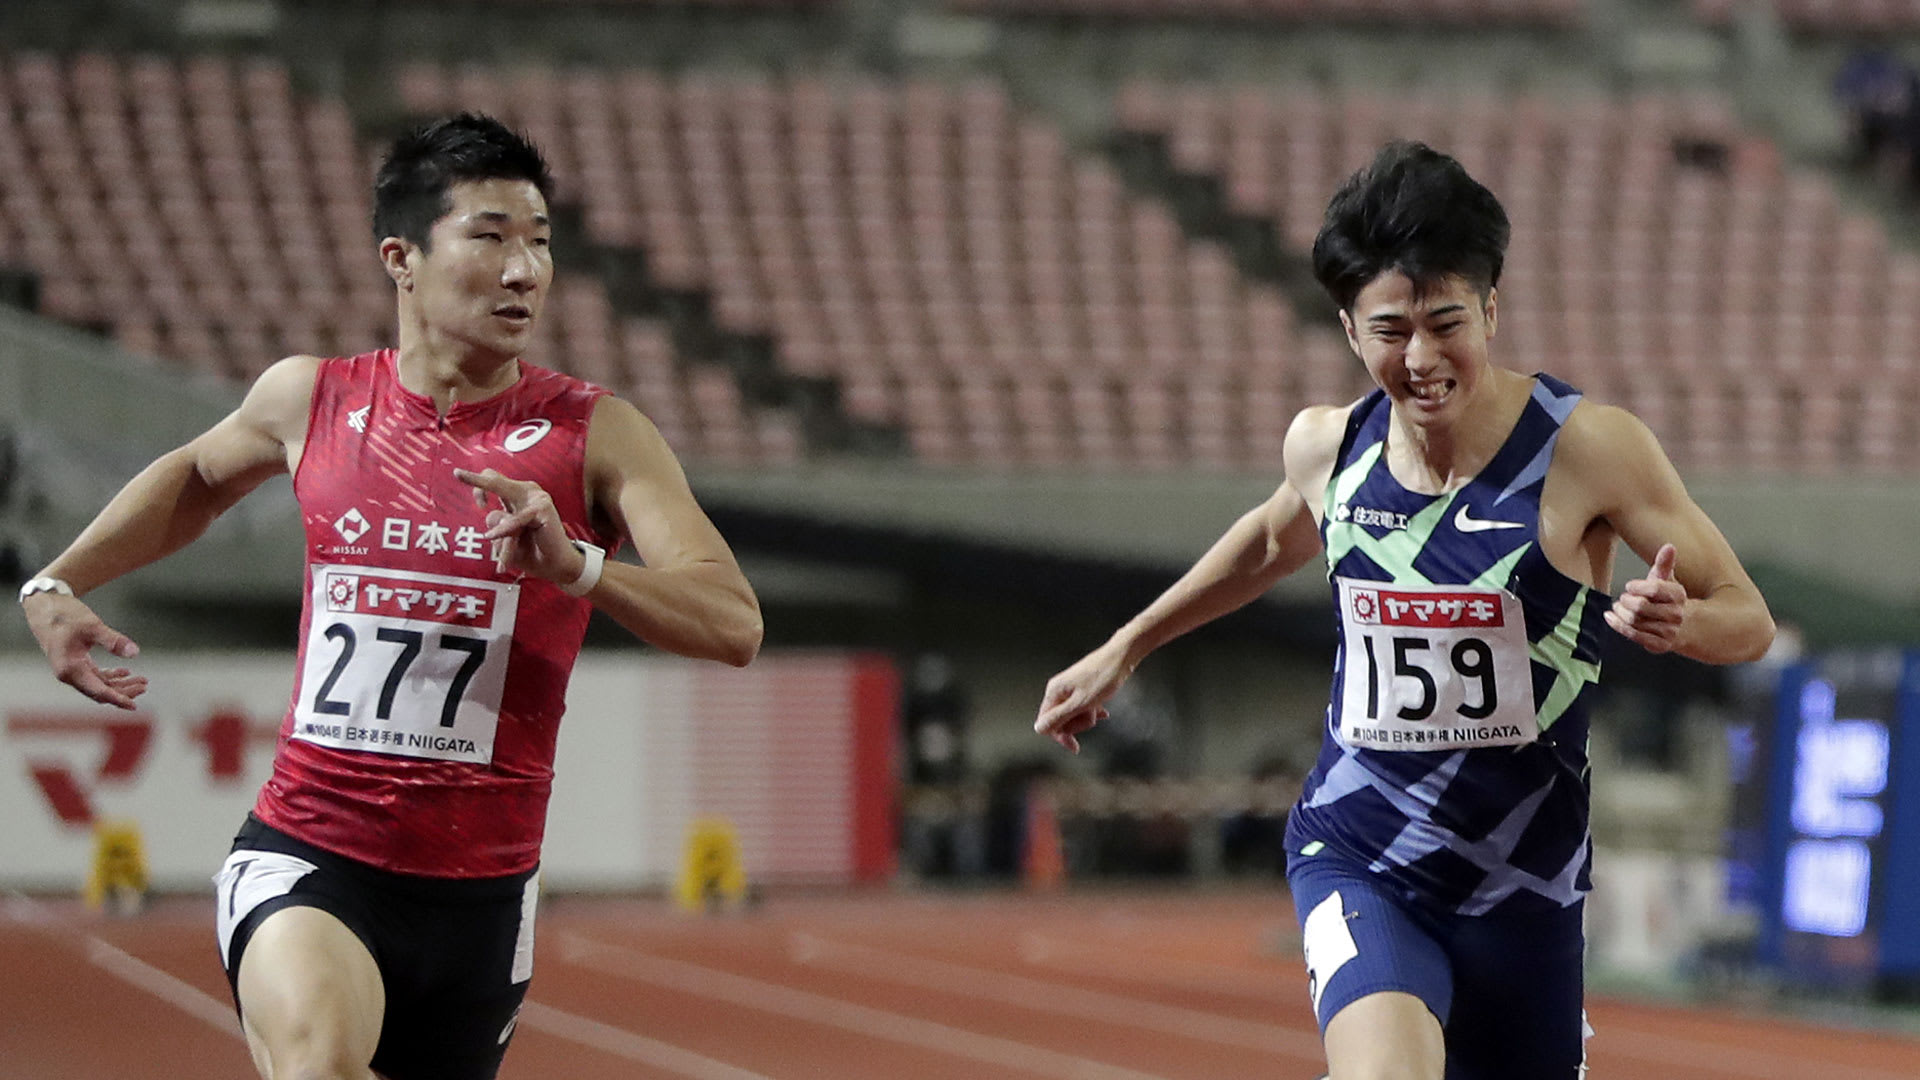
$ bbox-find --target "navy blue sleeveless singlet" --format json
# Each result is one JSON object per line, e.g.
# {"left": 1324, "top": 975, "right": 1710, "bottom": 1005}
{"left": 1285, "top": 374, "right": 1611, "bottom": 916}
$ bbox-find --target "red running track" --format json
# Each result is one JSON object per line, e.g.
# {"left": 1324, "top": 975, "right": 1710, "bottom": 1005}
{"left": 6, "top": 891, "right": 1920, "bottom": 1079}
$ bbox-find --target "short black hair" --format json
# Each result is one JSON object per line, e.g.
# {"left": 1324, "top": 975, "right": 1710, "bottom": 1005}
{"left": 372, "top": 113, "right": 555, "bottom": 249}
{"left": 1311, "top": 140, "right": 1510, "bottom": 313}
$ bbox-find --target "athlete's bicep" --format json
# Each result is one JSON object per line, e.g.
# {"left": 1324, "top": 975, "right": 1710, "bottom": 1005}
{"left": 1245, "top": 404, "right": 1347, "bottom": 580}
{"left": 586, "top": 396, "right": 743, "bottom": 573}
{"left": 1578, "top": 404, "right": 1754, "bottom": 599}
{"left": 184, "top": 355, "right": 318, "bottom": 495}
{"left": 1278, "top": 403, "right": 1352, "bottom": 528}
{"left": 1252, "top": 480, "right": 1324, "bottom": 579}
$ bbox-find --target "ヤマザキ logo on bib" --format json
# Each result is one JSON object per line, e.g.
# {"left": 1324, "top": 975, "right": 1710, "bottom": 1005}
{"left": 1350, "top": 590, "right": 1378, "bottom": 623}
{"left": 325, "top": 574, "right": 360, "bottom": 612}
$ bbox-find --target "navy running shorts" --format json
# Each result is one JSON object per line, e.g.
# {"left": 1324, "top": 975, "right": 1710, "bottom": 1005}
{"left": 1287, "top": 845, "right": 1588, "bottom": 1080}
{"left": 213, "top": 815, "right": 540, "bottom": 1080}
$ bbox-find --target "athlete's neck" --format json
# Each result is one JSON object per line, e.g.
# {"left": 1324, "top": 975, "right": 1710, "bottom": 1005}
{"left": 393, "top": 333, "right": 522, "bottom": 413}
{"left": 1386, "top": 368, "right": 1530, "bottom": 494}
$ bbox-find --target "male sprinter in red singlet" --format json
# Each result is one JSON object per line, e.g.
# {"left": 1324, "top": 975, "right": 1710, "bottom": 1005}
{"left": 1036, "top": 141, "right": 1774, "bottom": 1079}
{"left": 18, "top": 114, "right": 762, "bottom": 1080}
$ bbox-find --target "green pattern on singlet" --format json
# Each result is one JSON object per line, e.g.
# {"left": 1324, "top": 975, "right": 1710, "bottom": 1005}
{"left": 1469, "top": 544, "right": 1531, "bottom": 593}
{"left": 1529, "top": 588, "right": 1601, "bottom": 732}
{"left": 1325, "top": 442, "right": 1382, "bottom": 520}
{"left": 1323, "top": 456, "right": 1456, "bottom": 583}
{"left": 1324, "top": 449, "right": 1530, "bottom": 594}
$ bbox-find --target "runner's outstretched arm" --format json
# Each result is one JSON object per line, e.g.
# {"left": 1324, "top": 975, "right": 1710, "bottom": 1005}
{"left": 1036, "top": 406, "right": 1344, "bottom": 751}
{"left": 20, "top": 355, "right": 317, "bottom": 706}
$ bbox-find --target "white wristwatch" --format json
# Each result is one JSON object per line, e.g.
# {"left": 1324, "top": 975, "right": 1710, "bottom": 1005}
{"left": 17, "top": 576, "right": 74, "bottom": 603}
{"left": 562, "top": 540, "right": 605, "bottom": 598}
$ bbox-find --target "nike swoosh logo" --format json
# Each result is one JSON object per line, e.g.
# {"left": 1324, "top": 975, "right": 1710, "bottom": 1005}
{"left": 1454, "top": 505, "right": 1525, "bottom": 533}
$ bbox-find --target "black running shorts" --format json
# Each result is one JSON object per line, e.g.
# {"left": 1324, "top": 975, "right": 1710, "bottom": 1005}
{"left": 214, "top": 815, "right": 539, "bottom": 1080}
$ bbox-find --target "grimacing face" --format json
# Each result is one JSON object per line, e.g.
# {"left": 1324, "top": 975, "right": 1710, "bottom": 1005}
{"left": 393, "top": 177, "right": 553, "bottom": 359}
{"left": 1339, "top": 271, "right": 1497, "bottom": 430}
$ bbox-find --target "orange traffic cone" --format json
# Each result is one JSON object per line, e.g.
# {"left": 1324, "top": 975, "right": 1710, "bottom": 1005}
{"left": 1022, "top": 784, "right": 1066, "bottom": 891}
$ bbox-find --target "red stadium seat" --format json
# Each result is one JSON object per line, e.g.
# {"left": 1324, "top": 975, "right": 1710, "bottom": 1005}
{"left": 4, "top": 53, "right": 1908, "bottom": 471}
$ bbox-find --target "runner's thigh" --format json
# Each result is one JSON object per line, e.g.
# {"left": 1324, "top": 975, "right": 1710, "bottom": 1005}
{"left": 237, "top": 905, "right": 385, "bottom": 1079}
{"left": 214, "top": 820, "right": 387, "bottom": 1078}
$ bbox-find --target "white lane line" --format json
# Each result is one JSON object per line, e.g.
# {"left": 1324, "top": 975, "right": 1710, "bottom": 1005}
{"left": 1594, "top": 1022, "right": 1920, "bottom": 1080}
{"left": 3, "top": 893, "right": 56, "bottom": 925}
{"left": 84, "top": 936, "right": 245, "bottom": 1038}
{"left": 3, "top": 893, "right": 241, "bottom": 1039}
{"left": 81, "top": 939, "right": 778, "bottom": 1080}
{"left": 518, "top": 1001, "right": 775, "bottom": 1080}
{"left": 1019, "top": 931, "right": 1293, "bottom": 1001}
{"left": 789, "top": 932, "right": 1323, "bottom": 1063}
{"left": 1019, "top": 924, "right": 1918, "bottom": 1080}
{"left": 559, "top": 932, "right": 1179, "bottom": 1080}
{"left": 76, "top": 940, "right": 775, "bottom": 1080}
{"left": 11, "top": 893, "right": 769, "bottom": 1080}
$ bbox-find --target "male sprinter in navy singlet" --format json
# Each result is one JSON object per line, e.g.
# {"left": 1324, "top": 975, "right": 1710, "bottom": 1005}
{"left": 19, "top": 114, "right": 762, "bottom": 1080}
{"left": 1035, "top": 141, "right": 1773, "bottom": 1079}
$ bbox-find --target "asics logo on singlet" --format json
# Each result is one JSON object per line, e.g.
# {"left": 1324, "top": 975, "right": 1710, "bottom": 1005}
{"left": 1453, "top": 505, "right": 1525, "bottom": 533}
{"left": 1335, "top": 504, "right": 1409, "bottom": 531}
{"left": 333, "top": 508, "right": 370, "bottom": 543}
{"left": 347, "top": 406, "right": 369, "bottom": 433}
{"left": 504, "top": 419, "right": 552, "bottom": 453}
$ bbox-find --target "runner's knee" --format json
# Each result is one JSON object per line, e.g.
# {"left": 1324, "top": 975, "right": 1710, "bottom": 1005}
{"left": 1325, "top": 1038, "right": 1444, "bottom": 1079}
{"left": 1324, "top": 1036, "right": 1444, "bottom": 1080}
{"left": 1326, "top": 1060, "right": 1441, "bottom": 1080}
{"left": 1324, "top": 992, "right": 1444, "bottom": 1080}
{"left": 256, "top": 1022, "right": 374, "bottom": 1080}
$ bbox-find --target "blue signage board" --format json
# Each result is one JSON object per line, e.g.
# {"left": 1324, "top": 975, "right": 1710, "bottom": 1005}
{"left": 1748, "top": 651, "right": 1920, "bottom": 991}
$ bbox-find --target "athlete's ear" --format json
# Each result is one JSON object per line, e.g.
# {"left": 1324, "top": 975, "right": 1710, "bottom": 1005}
{"left": 379, "top": 237, "right": 415, "bottom": 290}
{"left": 1338, "top": 307, "right": 1361, "bottom": 359}
{"left": 1482, "top": 286, "right": 1498, "bottom": 341}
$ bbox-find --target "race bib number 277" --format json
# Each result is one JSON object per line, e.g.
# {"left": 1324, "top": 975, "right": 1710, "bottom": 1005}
{"left": 1335, "top": 578, "right": 1538, "bottom": 752}
{"left": 291, "top": 565, "right": 519, "bottom": 764}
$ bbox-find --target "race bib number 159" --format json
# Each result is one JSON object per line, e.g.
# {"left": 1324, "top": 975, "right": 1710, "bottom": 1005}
{"left": 291, "top": 565, "right": 519, "bottom": 764}
{"left": 1335, "top": 578, "right": 1537, "bottom": 752}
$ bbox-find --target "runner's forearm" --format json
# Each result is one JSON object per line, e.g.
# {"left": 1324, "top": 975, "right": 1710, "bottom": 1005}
{"left": 586, "top": 560, "right": 762, "bottom": 666}
{"left": 1673, "top": 585, "right": 1775, "bottom": 665}
{"left": 1111, "top": 502, "right": 1311, "bottom": 669}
